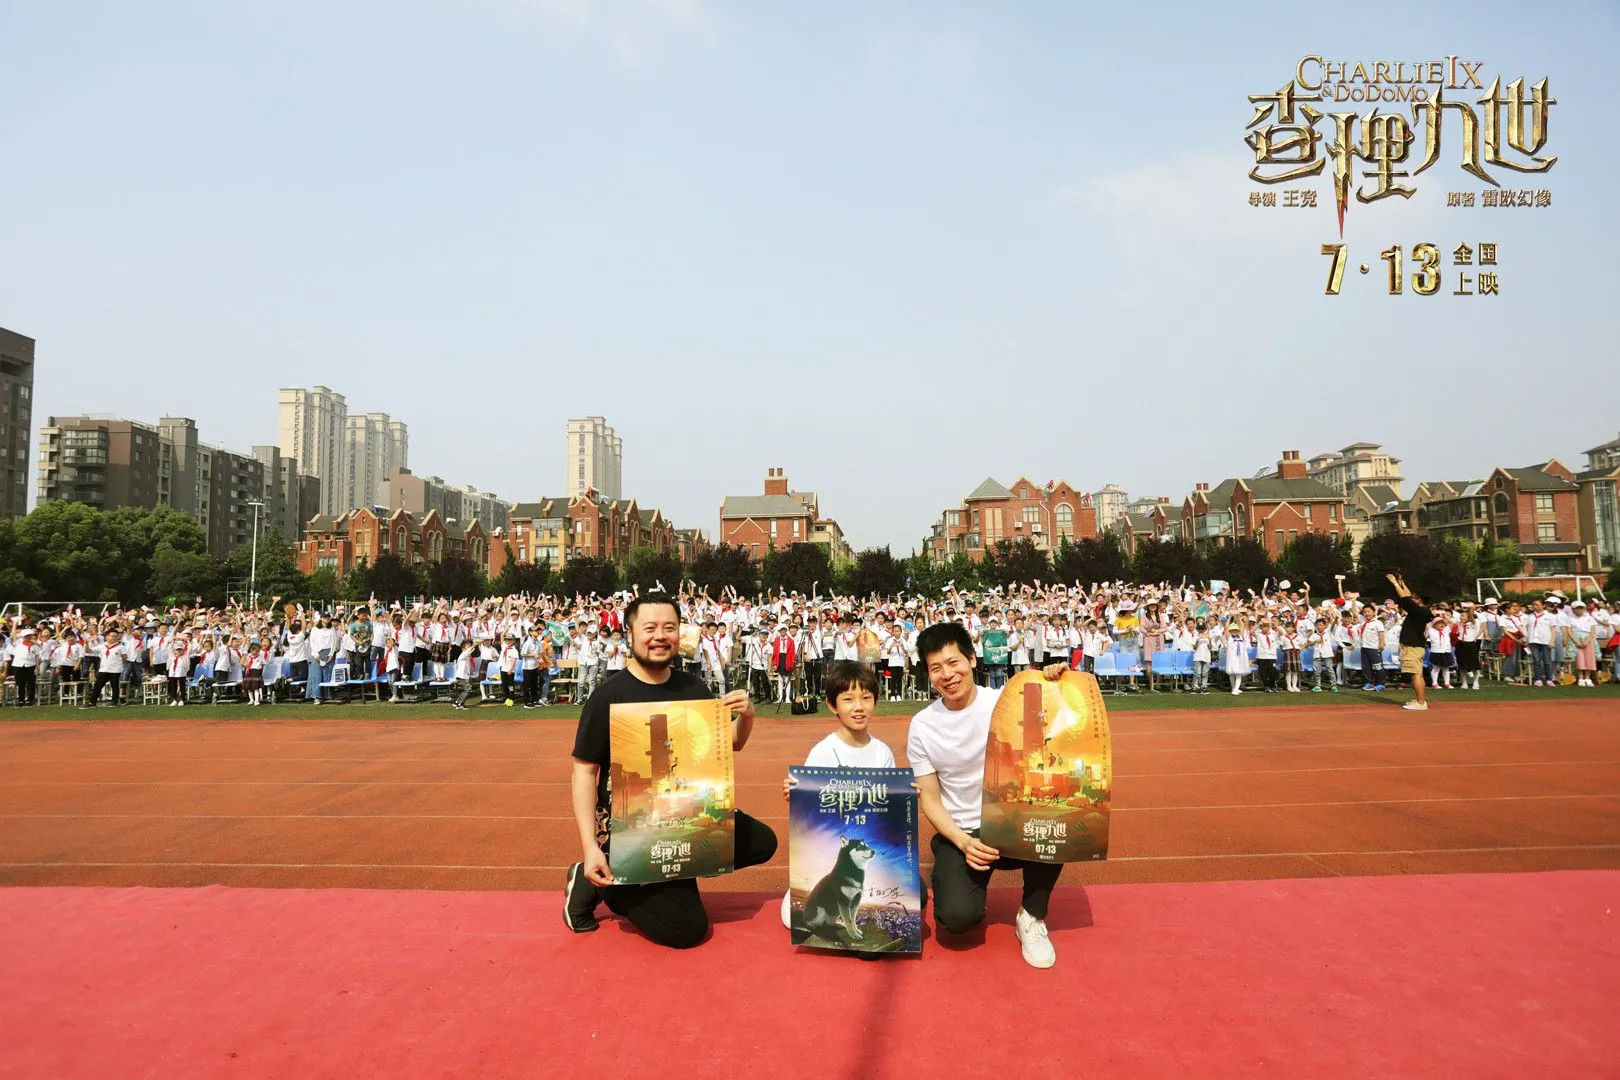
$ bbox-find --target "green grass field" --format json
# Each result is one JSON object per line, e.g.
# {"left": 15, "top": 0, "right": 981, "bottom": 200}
{"left": 6, "top": 681, "right": 1614, "bottom": 722}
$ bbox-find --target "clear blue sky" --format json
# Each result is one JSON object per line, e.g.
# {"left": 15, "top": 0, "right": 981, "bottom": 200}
{"left": 3, "top": 1, "right": 1615, "bottom": 551}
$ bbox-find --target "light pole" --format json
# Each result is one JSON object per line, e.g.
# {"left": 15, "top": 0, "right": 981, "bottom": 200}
{"left": 247, "top": 500, "right": 266, "bottom": 610}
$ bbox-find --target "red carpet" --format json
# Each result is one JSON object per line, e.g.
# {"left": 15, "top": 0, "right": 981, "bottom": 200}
{"left": 2, "top": 873, "right": 1615, "bottom": 1079}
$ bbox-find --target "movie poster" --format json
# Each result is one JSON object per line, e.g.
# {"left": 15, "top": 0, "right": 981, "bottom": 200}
{"left": 980, "top": 670, "right": 1112, "bottom": 864}
{"left": 607, "top": 699, "right": 735, "bottom": 884}
{"left": 787, "top": 766, "right": 922, "bottom": 955}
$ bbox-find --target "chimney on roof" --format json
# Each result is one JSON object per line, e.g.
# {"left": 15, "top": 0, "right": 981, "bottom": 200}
{"left": 1195, "top": 482, "right": 1209, "bottom": 493}
{"left": 764, "top": 467, "right": 789, "bottom": 497}
{"left": 1277, "top": 449, "right": 1308, "bottom": 480}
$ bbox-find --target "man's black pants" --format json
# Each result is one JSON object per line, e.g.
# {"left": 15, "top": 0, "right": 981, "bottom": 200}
{"left": 602, "top": 811, "right": 778, "bottom": 949}
{"left": 88, "top": 671, "right": 121, "bottom": 706}
{"left": 10, "top": 664, "right": 36, "bottom": 705}
{"left": 930, "top": 830, "right": 1062, "bottom": 932}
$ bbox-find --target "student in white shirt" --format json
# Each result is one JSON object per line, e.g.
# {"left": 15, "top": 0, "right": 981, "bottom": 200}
{"left": 164, "top": 634, "right": 191, "bottom": 706}
{"left": 779, "top": 661, "right": 898, "bottom": 929}
{"left": 498, "top": 633, "right": 522, "bottom": 707}
{"left": 5, "top": 627, "right": 40, "bottom": 707}
{"left": 1567, "top": 600, "right": 1600, "bottom": 686}
{"left": 84, "top": 629, "right": 126, "bottom": 707}
{"left": 1425, "top": 617, "right": 1455, "bottom": 689}
{"left": 908, "top": 622, "right": 1070, "bottom": 969}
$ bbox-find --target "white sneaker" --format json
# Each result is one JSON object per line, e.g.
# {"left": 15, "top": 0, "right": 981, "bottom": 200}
{"left": 1014, "top": 908, "right": 1056, "bottom": 969}
{"left": 781, "top": 891, "right": 792, "bottom": 929}
{"left": 1402, "top": 700, "right": 1428, "bottom": 711}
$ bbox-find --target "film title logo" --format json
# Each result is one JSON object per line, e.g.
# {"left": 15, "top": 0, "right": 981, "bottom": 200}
{"left": 1246, "top": 55, "right": 1557, "bottom": 297}
{"left": 1246, "top": 55, "right": 1556, "bottom": 235}
{"left": 1022, "top": 820, "right": 1068, "bottom": 842}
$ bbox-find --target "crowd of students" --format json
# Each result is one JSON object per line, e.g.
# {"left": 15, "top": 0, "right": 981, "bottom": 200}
{"left": 3, "top": 578, "right": 1615, "bottom": 710}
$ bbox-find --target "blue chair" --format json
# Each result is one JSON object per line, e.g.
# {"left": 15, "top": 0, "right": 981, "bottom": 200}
{"left": 1092, "top": 651, "right": 1118, "bottom": 692}
{"left": 1173, "top": 650, "right": 1197, "bottom": 679}
{"left": 1300, "top": 647, "right": 1315, "bottom": 671}
{"left": 1150, "top": 651, "right": 1180, "bottom": 678}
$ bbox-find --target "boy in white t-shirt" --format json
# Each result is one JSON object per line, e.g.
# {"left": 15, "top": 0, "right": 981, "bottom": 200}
{"left": 908, "top": 622, "right": 1070, "bottom": 969}
{"left": 780, "top": 661, "right": 897, "bottom": 928}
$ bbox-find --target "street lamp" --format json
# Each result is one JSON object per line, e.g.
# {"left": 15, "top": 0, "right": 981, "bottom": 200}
{"left": 247, "top": 500, "right": 266, "bottom": 609}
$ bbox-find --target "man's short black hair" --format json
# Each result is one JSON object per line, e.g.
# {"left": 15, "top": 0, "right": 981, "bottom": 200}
{"left": 916, "top": 621, "right": 974, "bottom": 665}
{"left": 824, "top": 660, "right": 880, "bottom": 703}
{"left": 625, "top": 591, "right": 680, "bottom": 627}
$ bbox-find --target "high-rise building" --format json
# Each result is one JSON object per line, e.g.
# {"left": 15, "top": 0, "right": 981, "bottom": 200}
{"left": 0, "top": 327, "right": 35, "bottom": 519}
{"left": 37, "top": 416, "right": 162, "bottom": 511}
{"left": 38, "top": 414, "right": 266, "bottom": 559}
{"left": 253, "top": 445, "right": 322, "bottom": 541}
{"left": 278, "top": 386, "right": 347, "bottom": 517}
{"left": 343, "top": 412, "right": 408, "bottom": 511}
{"left": 1093, "top": 483, "right": 1128, "bottom": 533}
{"left": 567, "top": 416, "right": 622, "bottom": 500}
{"left": 386, "top": 467, "right": 512, "bottom": 537}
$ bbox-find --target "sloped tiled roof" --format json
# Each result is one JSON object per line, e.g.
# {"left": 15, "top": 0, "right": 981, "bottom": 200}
{"left": 511, "top": 498, "right": 567, "bottom": 519}
{"left": 721, "top": 494, "right": 811, "bottom": 519}
{"left": 1246, "top": 475, "right": 1342, "bottom": 502}
{"left": 1584, "top": 433, "right": 1620, "bottom": 455}
{"left": 965, "top": 477, "right": 1015, "bottom": 501}
{"left": 1201, "top": 478, "right": 1240, "bottom": 511}
{"left": 1360, "top": 484, "right": 1400, "bottom": 507}
{"left": 1505, "top": 466, "right": 1578, "bottom": 492}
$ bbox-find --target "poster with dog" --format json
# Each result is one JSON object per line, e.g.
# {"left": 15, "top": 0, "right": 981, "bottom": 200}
{"left": 980, "top": 669, "right": 1113, "bottom": 863}
{"left": 787, "top": 766, "right": 922, "bottom": 955}
{"left": 607, "top": 699, "right": 735, "bottom": 884}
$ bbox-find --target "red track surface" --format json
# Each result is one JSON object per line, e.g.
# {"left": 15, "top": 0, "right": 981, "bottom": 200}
{"left": 2, "top": 699, "right": 1617, "bottom": 891}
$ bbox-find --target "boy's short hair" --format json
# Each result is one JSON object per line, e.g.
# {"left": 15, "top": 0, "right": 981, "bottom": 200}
{"left": 916, "top": 621, "right": 974, "bottom": 665}
{"left": 824, "top": 660, "right": 880, "bottom": 703}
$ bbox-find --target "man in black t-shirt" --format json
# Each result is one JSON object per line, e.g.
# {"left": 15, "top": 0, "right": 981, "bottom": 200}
{"left": 565, "top": 592, "right": 778, "bottom": 948}
{"left": 1387, "top": 573, "right": 1434, "bottom": 712}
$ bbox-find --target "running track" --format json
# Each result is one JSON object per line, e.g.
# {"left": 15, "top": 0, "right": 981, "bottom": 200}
{"left": 1, "top": 698, "right": 1616, "bottom": 891}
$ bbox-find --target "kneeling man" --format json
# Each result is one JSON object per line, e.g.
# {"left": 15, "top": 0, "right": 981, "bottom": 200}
{"left": 910, "top": 621, "right": 1068, "bottom": 968}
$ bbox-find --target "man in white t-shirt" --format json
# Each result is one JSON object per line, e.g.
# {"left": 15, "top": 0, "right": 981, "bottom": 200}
{"left": 907, "top": 622, "right": 1070, "bottom": 969}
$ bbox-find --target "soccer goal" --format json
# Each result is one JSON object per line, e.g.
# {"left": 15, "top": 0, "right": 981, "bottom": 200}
{"left": 0, "top": 600, "right": 121, "bottom": 624}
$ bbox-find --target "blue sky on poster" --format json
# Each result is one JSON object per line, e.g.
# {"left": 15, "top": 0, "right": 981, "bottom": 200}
{"left": 1, "top": 1, "right": 1614, "bottom": 550}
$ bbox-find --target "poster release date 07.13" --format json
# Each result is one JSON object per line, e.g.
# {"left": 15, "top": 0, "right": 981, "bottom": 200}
{"left": 1319, "top": 241, "right": 1503, "bottom": 297}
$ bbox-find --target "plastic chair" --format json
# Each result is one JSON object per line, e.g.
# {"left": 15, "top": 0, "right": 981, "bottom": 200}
{"left": 1092, "top": 651, "right": 1118, "bottom": 692}
{"left": 319, "top": 661, "right": 351, "bottom": 702}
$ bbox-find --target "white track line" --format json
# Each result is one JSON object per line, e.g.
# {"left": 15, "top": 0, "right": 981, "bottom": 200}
{"left": 5, "top": 793, "right": 1615, "bottom": 821}
{"left": 4, "top": 845, "right": 1618, "bottom": 872}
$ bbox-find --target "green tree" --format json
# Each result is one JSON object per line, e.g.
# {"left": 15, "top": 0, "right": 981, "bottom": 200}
{"left": 305, "top": 566, "right": 343, "bottom": 602}
{"left": 1355, "top": 533, "right": 1468, "bottom": 601}
{"left": 1052, "top": 533, "right": 1128, "bottom": 588}
{"left": 560, "top": 556, "right": 621, "bottom": 599}
{"left": 427, "top": 556, "right": 485, "bottom": 600}
{"left": 146, "top": 542, "right": 226, "bottom": 607}
{"left": 842, "top": 546, "right": 906, "bottom": 598}
{"left": 1204, "top": 537, "right": 1275, "bottom": 593}
{"left": 1275, "top": 532, "right": 1351, "bottom": 594}
{"left": 362, "top": 553, "right": 420, "bottom": 602}
{"left": 1131, "top": 537, "right": 1207, "bottom": 587}
{"left": 492, "top": 545, "right": 555, "bottom": 597}
{"left": 980, "top": 537, "right": 1052, "bottom": 590}
{"left": 761, "top": 542, "right": 831, "bottom": 597}
{"left": 11, "top": 501, "right": 127, "bottom": 601}
{"left": 1475, "top": 532, "right": 1525, "bottom": 580}
{"left": 224, "top": 529, "right": 306, "bottom": 605}
{"left": 940, "top": 551, "right": 983, "bottom": 594}
{"left": 0, "top": 518, "right": 42, "bottom": 605}
{"left": 105, "top": 504, "right": 211, "bottom": 603}
{"left": 903, "top": 551, "right": 948, "bottom": 597}
{"left": 688, "top": 544, "right": 757, "bottom": 597}
{"left": 624, "top": 546, "right": 684, "bottom": 593}
{"left": 342, "top": 558, "right": 374, "bottom": 602}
